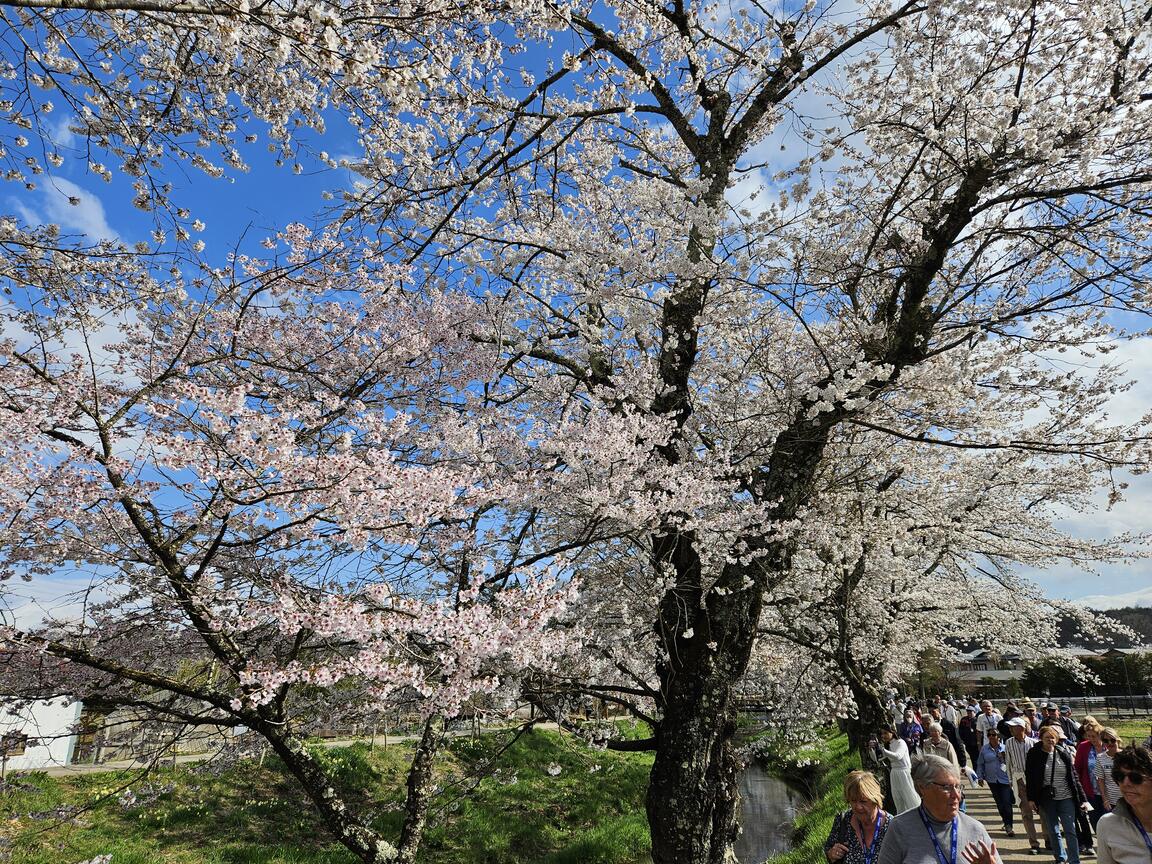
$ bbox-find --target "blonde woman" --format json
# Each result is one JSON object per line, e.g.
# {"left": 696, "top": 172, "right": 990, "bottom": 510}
{"left": 1026, "top": 726, "right": 1090, "bottom": 864}
{"left": 825, "top": 771, "right": 893, "bottom": 864}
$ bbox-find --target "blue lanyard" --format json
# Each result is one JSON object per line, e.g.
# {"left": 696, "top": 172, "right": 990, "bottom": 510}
{"left": 855, "top": 811, "right": 884, "bottom": 864}
{"left": 918, "top": 807, "right": 958, "bottom": 864}
{"left": 1134, "top": 812, "right": 1152, "bottom": 856}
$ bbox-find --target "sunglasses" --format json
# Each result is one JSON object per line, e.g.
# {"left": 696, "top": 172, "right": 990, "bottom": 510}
{"left": 1114, "top": 771, "right": 1148, "bottom": 786}
{"left": 1101, "top": 738, "right": 1118, "bottom": 745}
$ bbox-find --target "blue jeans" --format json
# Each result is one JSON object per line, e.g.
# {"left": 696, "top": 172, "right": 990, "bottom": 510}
{"left": 1042, "top": 797, "right": 1081, "bottom": 864}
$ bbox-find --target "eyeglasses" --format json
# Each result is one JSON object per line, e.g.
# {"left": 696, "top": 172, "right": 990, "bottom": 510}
{"left": 929, "top": 782, "right": 964, "bottom": 795}
{"left": 1101, "top": 738, "right": 1117, "bottom": 745}
{"left": 1113, "top": 771, "right": 1148, "bottom": 786}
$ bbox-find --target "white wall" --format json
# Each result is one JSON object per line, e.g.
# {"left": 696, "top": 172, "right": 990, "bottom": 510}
{"left": 1, "top": 698, "right": 82, "bottom": 770}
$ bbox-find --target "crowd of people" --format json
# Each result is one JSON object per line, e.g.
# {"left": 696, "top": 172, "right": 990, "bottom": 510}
{"left": 824, "top": 695, "right": 1152, "bottom": 864}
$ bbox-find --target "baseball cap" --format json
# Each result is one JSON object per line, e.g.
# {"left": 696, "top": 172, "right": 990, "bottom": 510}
{"left": 1006, "top": 717, "right": 1028, "bottom": 728}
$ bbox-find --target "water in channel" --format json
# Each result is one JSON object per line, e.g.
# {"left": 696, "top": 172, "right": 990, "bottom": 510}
{"left": 733, "top": 761, "right": 802, "bottom": 864}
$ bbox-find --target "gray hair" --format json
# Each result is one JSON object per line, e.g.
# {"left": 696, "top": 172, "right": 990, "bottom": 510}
{"left": 912, "top": 754, "right": 960, "bottom": 787}
{"left": 926, "top": 722, "right": 942, "bottom": 735}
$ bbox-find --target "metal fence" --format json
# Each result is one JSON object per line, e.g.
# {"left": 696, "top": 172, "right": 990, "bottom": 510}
{"left": 1038, "top": 694, "right": 1152, "bottom": 720}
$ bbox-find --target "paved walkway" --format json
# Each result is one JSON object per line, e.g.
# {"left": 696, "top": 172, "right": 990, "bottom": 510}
{"left": 36, "top": 735, "right": 394, "bottom": 777}
{"left": 37, "top": 723, "right": 562, "bottom": 777}
{"left": 963, "top": 782, "right": 1065, "bottom": 864}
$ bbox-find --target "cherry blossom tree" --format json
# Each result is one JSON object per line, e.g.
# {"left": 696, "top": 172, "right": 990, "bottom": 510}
{"left": 3, "top": 0, "right": 1152, "bottom": 862}
{"left": 758, "top": 425, "right": 1144, "bottom": 750}
{"left": 0, "top": 226, "right": 587, "bottom": 862}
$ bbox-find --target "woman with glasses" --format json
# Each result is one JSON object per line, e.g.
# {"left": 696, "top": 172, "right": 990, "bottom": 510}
{"left": 877, "top": 725, "right": 922, "bottom": 814}
{"left": 1026, "top": 726, "right": 1090, "bottom": 864}
{"left": 923, "top": 723, "right": 963, "bottom": 776}
{"left": 1095, "top": 744, "right": 1152, "bottom": 864}
{"left": 1096, "top": 730, "right": 1124, "bottom": 814}
{"left": 976, "top": 728, "right": 1017, "bottom": 837}
{"left": 824, "top": 771, "right": 893, "bottom": 863}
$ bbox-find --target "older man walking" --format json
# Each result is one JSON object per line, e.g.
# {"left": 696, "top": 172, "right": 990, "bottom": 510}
{"left": 1004, "top": 716, "right": 1044, "bottom": 854}
{"left": 876, "top": 754, "right": 1002, "bottom": 864}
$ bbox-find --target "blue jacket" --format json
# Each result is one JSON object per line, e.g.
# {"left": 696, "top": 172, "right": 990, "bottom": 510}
{"left": 975, "top": 743, "right": 1011, "bottom": 785}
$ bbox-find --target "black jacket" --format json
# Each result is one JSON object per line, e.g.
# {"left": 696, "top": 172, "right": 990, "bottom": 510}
{"left": 937, "top": 717, "right": 968, "bottom": 768}
{"left": 1024, "top": 743, "right": 1085, "bottom": 807}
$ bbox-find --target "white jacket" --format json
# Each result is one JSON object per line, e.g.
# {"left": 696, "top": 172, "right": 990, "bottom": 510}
{"left": 1097, "top": 800, "right": 1152, "bottom": 864}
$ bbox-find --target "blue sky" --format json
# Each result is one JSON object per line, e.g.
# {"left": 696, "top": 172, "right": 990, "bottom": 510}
{"left": 3, "top": 27, "right": 1150, "bottom": 622}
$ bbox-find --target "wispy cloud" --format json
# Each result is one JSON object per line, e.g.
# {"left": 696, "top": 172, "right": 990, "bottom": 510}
{"left": 11, "top": 176, "right": 119, "bottom": 242}
{"left": 1, "top": 571, "right": 115, "bottom": 630}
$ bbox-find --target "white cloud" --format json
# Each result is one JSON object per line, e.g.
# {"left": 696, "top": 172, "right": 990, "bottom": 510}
{"left": 1016, "top": 334, "right": 1152, "bottom": 602}
{"left": 1, "top": 571, "right": 116, "bottom": 630}
{"left": 1072, "top": 585, "right": 1152, "bottom": 611}
{"left": 45, "top": 112, "right": 78, "bottom": 151}
{"left": 1097, "top": 336, "right": 1152, "bottom": 426}
{"left": 12, "top": 176, "right": 119, "bottom": 242}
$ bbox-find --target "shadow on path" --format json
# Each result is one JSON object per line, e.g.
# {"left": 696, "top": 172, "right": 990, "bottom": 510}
{"left": 964, "top": 782, "right": 1059, "bottom": 864}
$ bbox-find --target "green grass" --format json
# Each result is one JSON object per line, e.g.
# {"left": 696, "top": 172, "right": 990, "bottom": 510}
{"left": 1107, "top": 718, "right": 1152, "bottom": 746}
{"left": 422, "top": 728, "right": 652, "bottom": 864}
{"left": 1, "top": 730, "right": 654, "bottom": 864}
{"left": 3, "top": 722, "right": 870, "bottom": 864}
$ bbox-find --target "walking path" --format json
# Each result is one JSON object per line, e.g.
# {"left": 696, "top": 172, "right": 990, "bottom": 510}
{"left": 963, "top": 782, "right": 1061, "bottom": 864}
{"left": 38, "top": 724, "right": 563, "bottom": 777}
{"left": 37, "top": 735, "right": 396, "bottom": 777}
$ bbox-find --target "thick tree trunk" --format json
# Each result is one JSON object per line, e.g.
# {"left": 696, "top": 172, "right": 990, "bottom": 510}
{"left": 645, "top": 556, "right": 764, "bottom": 864}
{"left": 845, "top": 681, "right": 889, "bottom": 752}
{"left": 644, "top": 413, "right": 837, "bottom": 863}
{"left": 646, "top": 680, "right": 742, "bottom": 864}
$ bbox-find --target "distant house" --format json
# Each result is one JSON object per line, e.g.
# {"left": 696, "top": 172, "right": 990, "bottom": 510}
{"left": 949, "top": 648, "right": 1036, "bottom": 687}
{"left": 948, "top": 645, "right": 1151, "bottom": 695}
{"left": 1093, "top": 647, "right": 1145, "bottom": 660}
{"left": 1, "top": 698, "right": 82, "bottom": 770}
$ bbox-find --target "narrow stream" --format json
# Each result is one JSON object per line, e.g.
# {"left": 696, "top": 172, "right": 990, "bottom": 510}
{"left": 733, "top": 762, "right": 803, "bottom": 864}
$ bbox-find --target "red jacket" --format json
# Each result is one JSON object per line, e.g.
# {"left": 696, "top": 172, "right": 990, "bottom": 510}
{"left": 1073, "top": 739, "right": 1099, "bottom": 796}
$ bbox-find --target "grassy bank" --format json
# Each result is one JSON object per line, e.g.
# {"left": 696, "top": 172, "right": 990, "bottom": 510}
{"left": 1, "top": 728, "right": 653, "bottom": 864}
{"left": 757, "top": 732, "right": 858, "bottom": 864}
{"left": 1109, "top": 719, "right": 1151, "bottom": 746}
